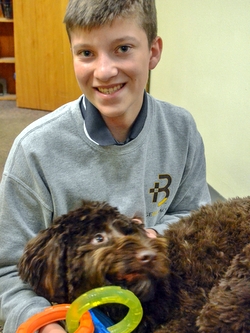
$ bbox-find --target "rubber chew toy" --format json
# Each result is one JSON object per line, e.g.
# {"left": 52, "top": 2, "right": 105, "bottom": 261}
{"left": 16, "top": 304, "right": 94, "bottom": 333}
{"left": 66, "top": 286, "right": 143, "bottom": 333}
{"left": 16, "top": 286, "right": 142, "bottom": 333}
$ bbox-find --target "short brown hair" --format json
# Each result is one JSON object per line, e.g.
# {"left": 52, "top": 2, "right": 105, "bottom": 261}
{"left": 64, "top": 0, "right": 157, "bottom": 46}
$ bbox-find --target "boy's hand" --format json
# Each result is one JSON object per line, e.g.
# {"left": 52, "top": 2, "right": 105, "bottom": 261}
{"left": 39, "top": 323, "right": 66, "bottom": 333}
{"left": 145, "top": 228, "right": 157, "bottom": 238}
{"left": 132, "top": 218, "right": 158, "bottom": 238}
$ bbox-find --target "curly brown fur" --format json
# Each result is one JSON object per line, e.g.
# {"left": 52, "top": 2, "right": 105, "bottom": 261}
{"left": 155, "top": 196, "right": 250, "bottom": 333}
{"left": 197, "top": 243, "right": 250, "bottom": 333}
{"left": 18, "top": 197, "right": 250, "bottom": 333}
{"left": 18, "top": 200, "right": 171, "bottom": 333}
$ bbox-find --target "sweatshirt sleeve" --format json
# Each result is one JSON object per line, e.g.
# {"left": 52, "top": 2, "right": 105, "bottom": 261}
{"left": 0, "top": 154, "right": 53, "bottom": 332}
{"left": 152, "top": 117, "right": 211, "bottom": 235}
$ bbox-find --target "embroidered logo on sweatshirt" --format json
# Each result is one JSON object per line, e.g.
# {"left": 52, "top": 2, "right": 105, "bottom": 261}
{"left": 149, "top": 174, "right": 172, "bottom": 207}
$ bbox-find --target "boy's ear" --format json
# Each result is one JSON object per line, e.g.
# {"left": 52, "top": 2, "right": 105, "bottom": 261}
{"left": 149, "top": 36, "right": 163, "bottom": 70}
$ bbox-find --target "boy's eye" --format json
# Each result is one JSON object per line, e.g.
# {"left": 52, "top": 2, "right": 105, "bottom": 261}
{"left": 78, "top": 50, "right": 92, "bottom": 57}
{"left": 118, "top": 45, "right": 131, "bottom": 53}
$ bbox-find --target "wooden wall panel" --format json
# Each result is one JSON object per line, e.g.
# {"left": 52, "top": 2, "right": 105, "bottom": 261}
{"left": 13, "top": 0, "right": 81, "bottom": 111}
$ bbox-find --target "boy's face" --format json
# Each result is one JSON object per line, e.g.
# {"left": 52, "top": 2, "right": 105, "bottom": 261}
{"left": 70, "top": 17, "right": 162, "bottom": 122}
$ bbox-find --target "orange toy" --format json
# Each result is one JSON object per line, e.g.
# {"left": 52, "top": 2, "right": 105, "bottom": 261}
{"left": 16, "top": 304, "right": 94, "bottom": 333}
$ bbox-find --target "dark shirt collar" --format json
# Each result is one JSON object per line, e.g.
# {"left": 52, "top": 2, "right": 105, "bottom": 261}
{"left": 80, "top": 92, "right": 147, "bottom": 146}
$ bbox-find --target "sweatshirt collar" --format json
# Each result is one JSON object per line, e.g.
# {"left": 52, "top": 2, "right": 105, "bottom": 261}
{"left": 80, "top": 92, "right": 147, "bottom": 146}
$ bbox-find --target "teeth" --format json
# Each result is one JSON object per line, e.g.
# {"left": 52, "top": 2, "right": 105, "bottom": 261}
{"left": 98, "top": 84, "right": 123, "bottom": 94}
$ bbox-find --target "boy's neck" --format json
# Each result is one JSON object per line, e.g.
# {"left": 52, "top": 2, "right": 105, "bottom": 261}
{"left": 101, "top": 97, "right": 145, "bottom": 143}
{"left": 105, "top": 119, "right": 132, "bottom": 143}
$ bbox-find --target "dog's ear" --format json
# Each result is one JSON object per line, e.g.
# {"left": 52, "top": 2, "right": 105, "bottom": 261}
{"left": 18, "top": 227, "right": 69, "bottom": 303}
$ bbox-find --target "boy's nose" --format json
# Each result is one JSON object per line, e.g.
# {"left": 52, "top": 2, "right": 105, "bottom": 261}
{"left": 94, "top": 54, "right": 118, "bottom": 81}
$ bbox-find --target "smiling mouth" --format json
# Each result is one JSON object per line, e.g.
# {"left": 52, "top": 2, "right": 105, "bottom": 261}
{"left": 97, "top": 84, "right": 124, "bottom": 95}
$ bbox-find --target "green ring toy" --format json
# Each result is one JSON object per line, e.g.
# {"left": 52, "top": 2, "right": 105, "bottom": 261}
{"left": 66, "top": 286, "right": 143, "bottom": 333}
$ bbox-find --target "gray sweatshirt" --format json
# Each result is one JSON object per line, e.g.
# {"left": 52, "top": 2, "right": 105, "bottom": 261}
{"left": 0, "top": 94, "right": 211, "bottom": 332}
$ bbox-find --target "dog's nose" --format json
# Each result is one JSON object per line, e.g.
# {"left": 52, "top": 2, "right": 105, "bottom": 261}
{"left": 136, "top": 250, "right": 156, "bottom": 264}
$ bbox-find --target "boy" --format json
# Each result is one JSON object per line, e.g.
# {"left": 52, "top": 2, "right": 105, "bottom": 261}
{"left": 0, "top": 0, "right": 211, "bottom": 332}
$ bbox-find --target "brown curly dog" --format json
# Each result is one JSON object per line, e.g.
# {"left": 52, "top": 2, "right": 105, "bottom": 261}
{"left": 18, "top": 197, "right": 250, "bottom": 333}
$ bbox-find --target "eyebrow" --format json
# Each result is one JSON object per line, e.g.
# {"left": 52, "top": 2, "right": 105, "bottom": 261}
{"left": 112, "top": 36, "right": 139, "bottom": 44}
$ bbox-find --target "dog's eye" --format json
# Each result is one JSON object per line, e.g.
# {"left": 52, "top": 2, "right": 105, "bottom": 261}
{"left": 91, "top": 233, "right": 107, "bottom": 245}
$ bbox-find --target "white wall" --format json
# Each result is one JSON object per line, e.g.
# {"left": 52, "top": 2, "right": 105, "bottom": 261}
{"left": 151, "top": 0, "right": 250, "bottom": 199}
